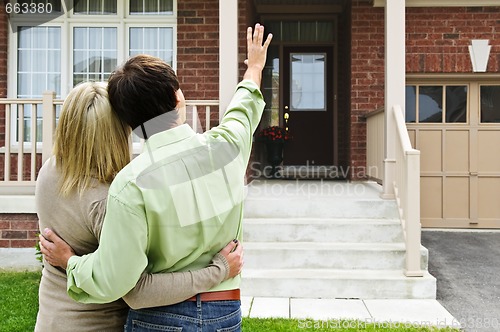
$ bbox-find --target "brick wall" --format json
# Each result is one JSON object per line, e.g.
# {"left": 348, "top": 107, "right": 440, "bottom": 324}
{"left": 337, "top": 3, "right": 352, "bottom": 177}
{"left": 350, "top": 1, "right": 385, "bottom": 180}
{"left": 0, "top": 214, "right": 39, "bottom": 248}
{"left": 406, "top": 6, "right": 500, "bottom": 73}
{"left": 177, "top": 0, "right": 220, "bottom": 130}
{"left": 349, "top": 3, "right": 500, "bottom": 180}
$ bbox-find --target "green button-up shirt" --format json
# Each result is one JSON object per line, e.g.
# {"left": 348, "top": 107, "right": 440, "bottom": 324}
{"left": 66, "top": 80, "right": 265, "bottom": 303}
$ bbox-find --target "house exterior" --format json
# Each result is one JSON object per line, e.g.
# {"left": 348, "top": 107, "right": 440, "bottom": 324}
{"left": 1, "top": 0, "right": 500, "bottom": 251}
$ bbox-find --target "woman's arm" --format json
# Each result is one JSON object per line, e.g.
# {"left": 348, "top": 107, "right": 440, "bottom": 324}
{"left": 122, "top": 241, "right": 243, "bottom": 310}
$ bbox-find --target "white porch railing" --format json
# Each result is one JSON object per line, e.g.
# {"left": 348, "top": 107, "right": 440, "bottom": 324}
{"left": 0, "top": 92, "right": 218, "bottom": 194}
{"left": 366, "top": 105, "right": 423, "bottom": 277}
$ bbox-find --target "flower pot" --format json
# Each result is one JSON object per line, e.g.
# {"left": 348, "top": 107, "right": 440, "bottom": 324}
{"left": 265, "top": 141, "right": 284, "bottom": 178}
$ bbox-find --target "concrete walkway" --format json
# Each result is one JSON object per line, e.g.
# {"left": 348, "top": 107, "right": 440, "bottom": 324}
{"left": 0, "top": 248, "right": 459, "bottom": 329}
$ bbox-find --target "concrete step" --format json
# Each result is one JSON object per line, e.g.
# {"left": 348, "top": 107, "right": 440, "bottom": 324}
{"left": 241, "top": 269, "right": 437, "bottom": 299}
{"left": 244, "top": 180, "right": 399, "bottom": 219}
{"left": 243, "top": 218, "right": 404, "bottom": 243}
{"left": 244, "top": 242, "right": 428, "bottom": 270}
{"left": 244, "top": 197, "right": 399, "bottom": 219}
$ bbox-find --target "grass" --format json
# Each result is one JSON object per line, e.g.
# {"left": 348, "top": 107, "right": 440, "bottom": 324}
{"left": 0, "top": 271, "right": 460, "bottom": 332}
{"left": 0, "top": 271, "right": 41, "bottom": 332}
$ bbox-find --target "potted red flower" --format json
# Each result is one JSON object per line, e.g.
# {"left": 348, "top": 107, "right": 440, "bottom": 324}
{"left": 256, "top": 126, "right": 292, "bottom": 177}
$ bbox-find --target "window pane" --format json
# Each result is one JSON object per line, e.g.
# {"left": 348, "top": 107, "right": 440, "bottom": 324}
{"left": 446, "top": 86, "right": 467, "bottom": 123}
{"left": 48, "top": 27, "right": 60, "bottom": 48}
{"left": 130, "top": 0, "right": 173, "bottom": 15}
{"left": 18, "top": 73, "right": 31, "bottom": 97}
{"left": 419, "top": 86, "right": 442, "bottom": 123}
{"left": 266, "top": 21, "right": 281, "bottom": 42}
{"left": 144, "top": 28, "right": 158, "bottom": 50}
{"left": 17, "top": 26, "right": 61, "bottom": 98}
{"left": 129, "top": 27, "right": 173, "bottom": 65}
{"left": 290, "top": 53, "right": 326, "bottom": 111}
{"left": 104, "top": 29, "right": 117, "bottom": 50}
{"left": 32, "top": 27, "right": 47, "bottom": 48}
{"left": 405, "top": 86, "right": 416, "bottom": 123}
{"left": 18, "top": 27, "right": 31, "bottom": 48}
{"left": 48, "top": 50, "right": 60, "bottom": 72}
{"left": 74, "top": 27, "right": 87, "bottom": 49}
{"left": 18, "top": 50, "right": 31, "bottom": 72}
{"left": 317, "top": 22, "right": 333, "bottom": 42}
{"left": 481, "top": 86, "right": 500, "bottom": 123}
{"left": 73, "top": 27, "right": 117, "bottom": 85}
{"left": 282, "top": 21, "right": 299, "bottom": 42}
{"left": 74, "top": 0, "right": 116, "bottom": 15}
{"left": 103, "top": 51, "right": 117, "bottom": 72}
{"left": 300, "top": 22, "right": 316, "bottom": 42}
{"left": 89, "top": 27, "right": 103, "bottom": 49}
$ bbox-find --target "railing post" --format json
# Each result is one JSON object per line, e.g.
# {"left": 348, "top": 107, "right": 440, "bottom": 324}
{"left": 42, "top": 91, "right": 56, "bottom": 164}
{"left": 405, "top": 150, "right": 423, "bottom": 277}
{"left": 383, "top": 0, "right": 406, "bottom": 199}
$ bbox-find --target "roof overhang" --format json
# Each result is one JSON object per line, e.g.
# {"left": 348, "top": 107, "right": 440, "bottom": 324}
{"left": 373, "top": 0, "right": 500, "bottom": 7}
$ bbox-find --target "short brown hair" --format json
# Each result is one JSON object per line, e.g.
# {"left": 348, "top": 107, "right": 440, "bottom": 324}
{"left": 108, "top": 54, "right": 180, "bottom": 130}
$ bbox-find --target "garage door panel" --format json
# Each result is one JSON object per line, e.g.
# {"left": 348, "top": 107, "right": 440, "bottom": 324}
{"left": 478, "top": 177, "right": 500, "bottom": 219}
{"left": 421, "top": 177, "right": 442, "bottom": 219}
{"left": 444, "top": 177, "right": 469, "bottom": 219}
{"left": 419, "top": 130, "right": 442, "bottom": 173}
{"left": 445, "top": 131, "right": 469, "bottom": 173}
{"left": 408, "top": 129, "right": 416, "bottom": 149}
{"left": 478, "top": 131, "right": 500, "bottom": 173}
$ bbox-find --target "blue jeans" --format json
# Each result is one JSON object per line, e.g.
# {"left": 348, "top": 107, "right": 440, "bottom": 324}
{"left": 124, "top": 297, "right": 241, "bottom": 332}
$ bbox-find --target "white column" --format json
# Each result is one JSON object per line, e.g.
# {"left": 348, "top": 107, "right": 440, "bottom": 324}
{"left": 219, "top": 0, "right": 239, "bottom": 120}
{"left": 382, "top": 0, "right": 406, "bottom": 199}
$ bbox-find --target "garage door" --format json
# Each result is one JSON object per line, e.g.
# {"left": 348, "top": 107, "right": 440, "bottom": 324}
{"left": 406, "top": 80, "right": 500, "bottom": 228}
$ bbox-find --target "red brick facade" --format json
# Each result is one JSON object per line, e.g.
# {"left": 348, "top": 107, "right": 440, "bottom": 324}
{"left": 406, "top": 6, "right": 500, "bottom": 73}
{"left": 349, "top": 2, "right": 500, "bottom": 179}
{"left": 0, "top": 214, "right": 39, "bottom": 248}
{"left": 350, "top": 2, "right": 385, "bottom": 179}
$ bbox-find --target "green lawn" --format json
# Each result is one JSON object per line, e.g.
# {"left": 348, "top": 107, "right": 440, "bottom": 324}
{"left": 0, "top": 271, "right": 41, "bottom": 332}
{"left": 0, "top": 271, "right": 459, "bottom": 332}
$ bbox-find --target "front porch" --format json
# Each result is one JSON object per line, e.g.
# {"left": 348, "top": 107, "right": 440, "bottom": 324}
{"left": 241, "top": 179, "right": 436, "bottom": 299}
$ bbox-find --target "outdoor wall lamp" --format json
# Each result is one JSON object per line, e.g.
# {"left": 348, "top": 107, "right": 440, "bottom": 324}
{"left": 469, "top": 39, "right": 491, "bottom": 72}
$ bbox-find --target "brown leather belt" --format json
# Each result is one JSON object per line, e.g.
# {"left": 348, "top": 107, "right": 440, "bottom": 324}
{"left": 186, "top": 289, "right": 240, "bottom": 302}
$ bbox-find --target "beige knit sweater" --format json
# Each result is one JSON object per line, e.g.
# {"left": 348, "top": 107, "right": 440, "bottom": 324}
{"left": 34, "top": 157, "right": 229, "bottom": 332}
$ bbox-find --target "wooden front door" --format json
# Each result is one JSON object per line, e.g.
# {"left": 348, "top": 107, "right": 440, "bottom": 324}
{"left": 282, "top": 46, "right": 334, "bottom": 166}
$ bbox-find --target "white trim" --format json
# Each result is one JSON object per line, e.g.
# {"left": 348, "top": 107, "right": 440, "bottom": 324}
{"left": 374, "top": 0, "right": 500, "bottom": 7}
{"left": 0, "top": 196, "right": 36, "bottom": 213}
{"left": 382, "top": 0, "right": 406, "bottom": 199}
{"left": 219, "top": 0, "right": 239, "bottom": 119}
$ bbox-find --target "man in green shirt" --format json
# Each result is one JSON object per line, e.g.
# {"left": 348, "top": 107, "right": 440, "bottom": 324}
{"left": 40, "top": 24, "right": 272, "bottom": 331}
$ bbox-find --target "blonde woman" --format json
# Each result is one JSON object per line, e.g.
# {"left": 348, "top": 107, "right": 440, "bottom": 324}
{"left": 35, "top": 82, "right": 242, "bottom": 332}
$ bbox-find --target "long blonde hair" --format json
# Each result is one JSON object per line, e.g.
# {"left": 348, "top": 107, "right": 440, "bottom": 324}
{"left": 53, "top": 82, "right": 131, "bottom": 196}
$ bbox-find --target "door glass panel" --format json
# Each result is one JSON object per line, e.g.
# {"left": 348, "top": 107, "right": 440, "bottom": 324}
{"left": 290, "top": 53, "right": 326, "bottom": 111}
{"left": 419, "top": 86, "right": 443, "bottom": 122}
{"left": 480, "top": 86, "right": 500, "bottom": 123}
{"left": 405, "top": 85, "right": 416, "bottom": 123}
{"left": 445, "top": 86, "right": 467, "bottom": 123}
{"left": 261, "top": 46, "right": 280, "bottom": 127}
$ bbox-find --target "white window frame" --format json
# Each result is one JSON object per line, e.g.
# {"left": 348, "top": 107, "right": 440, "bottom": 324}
{"left": 6, "top": 0, "right": 177, "bottom": 150}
